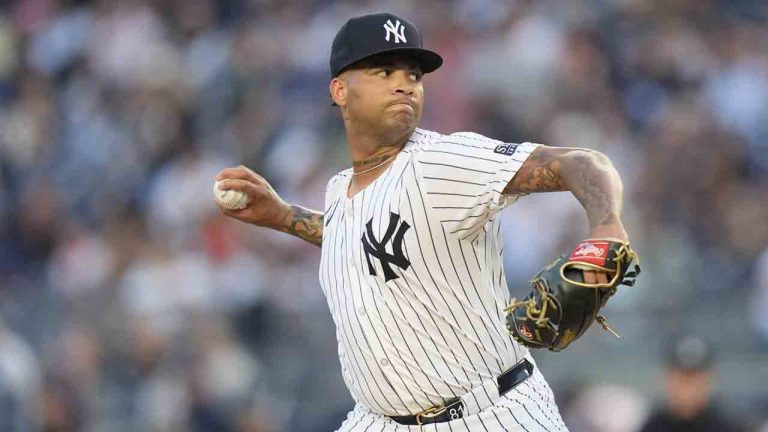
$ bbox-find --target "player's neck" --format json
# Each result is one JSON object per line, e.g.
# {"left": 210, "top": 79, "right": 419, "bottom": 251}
{"left": 345, "top": 127, "right": 411, "bottom": 171}
{"left": 344, "top": 127, "right": 410, "bottom": 198}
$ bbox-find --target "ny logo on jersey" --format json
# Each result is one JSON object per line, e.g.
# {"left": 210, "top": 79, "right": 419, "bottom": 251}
{"left": 361, "top": 212, "right": 411, "bottom": 281}
{"left": 383, "top": 19, "right": 407, "bottom": 44}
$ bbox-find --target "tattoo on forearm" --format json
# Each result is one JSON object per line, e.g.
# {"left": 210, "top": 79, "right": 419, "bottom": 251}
{"left": 284, "top": 205, "right": 324, "bottom": 247}
{"left": 560, "top": 152, "right": 622, "bottom": 227}
{"left": 505, "top": 147, "right": 622, "bottom": 228}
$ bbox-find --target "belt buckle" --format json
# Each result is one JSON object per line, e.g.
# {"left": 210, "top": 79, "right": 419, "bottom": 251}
{"left": 415, "top": 405, "right": 447, "bottom": 426}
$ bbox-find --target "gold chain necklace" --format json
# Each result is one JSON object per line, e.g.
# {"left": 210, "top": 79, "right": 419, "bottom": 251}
{"left": 351, "top": 153, "right": 398, "bottom": 176}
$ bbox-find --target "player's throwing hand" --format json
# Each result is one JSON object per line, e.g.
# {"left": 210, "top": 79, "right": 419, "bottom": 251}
{"left": 216, "top": 165, "right": 325, "bottom": 247}
{"left": 214, "top": 165, "right": 291, "bottom": 230}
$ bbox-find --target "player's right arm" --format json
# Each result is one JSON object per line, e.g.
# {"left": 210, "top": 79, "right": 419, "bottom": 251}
{"left": 215, "top": 166, "right": 324, "bottom": 247}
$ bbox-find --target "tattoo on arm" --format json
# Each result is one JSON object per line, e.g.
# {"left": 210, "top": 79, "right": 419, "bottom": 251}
{"left": 504, "top": 146, "right": 623, "bottom": 228}
{"left": 560, "top": 150, "right": 623, "bottom": 227}
{"left": 282, "top": 205, "right": 324, "bottom": 247}
{"left": 503, "top": 147, "right": 567, "bottom": 194}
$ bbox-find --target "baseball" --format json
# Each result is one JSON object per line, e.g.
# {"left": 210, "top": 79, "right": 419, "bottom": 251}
{"left": 213, "top": 180, "right": 250, "bottom": 210}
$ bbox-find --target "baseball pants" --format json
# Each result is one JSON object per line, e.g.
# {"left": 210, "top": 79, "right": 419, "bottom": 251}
{"left": 335, "top": 360, "right": 568, "bottom": 432}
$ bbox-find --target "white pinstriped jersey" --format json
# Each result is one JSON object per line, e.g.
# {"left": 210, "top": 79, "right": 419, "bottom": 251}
{"left": 319, "top": 128, "right": 540, "bottom": 417}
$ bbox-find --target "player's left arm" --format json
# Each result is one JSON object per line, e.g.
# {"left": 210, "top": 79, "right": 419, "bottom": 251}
{"left": 504, "top": 146, "right": 627, "bottom": 241}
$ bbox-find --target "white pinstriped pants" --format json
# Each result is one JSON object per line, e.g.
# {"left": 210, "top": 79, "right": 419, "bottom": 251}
{"left": 335, "top": 360, "right": 569, "bottom": 432}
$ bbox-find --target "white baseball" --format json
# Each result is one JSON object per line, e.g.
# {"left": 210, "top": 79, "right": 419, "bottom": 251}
{"left": 213, "top": 180, "right": 250, "bottom": 210}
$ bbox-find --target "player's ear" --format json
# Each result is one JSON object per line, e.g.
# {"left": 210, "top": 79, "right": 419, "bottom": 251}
{"left": 330, "top": 77, "right": 347, "bottom": 107}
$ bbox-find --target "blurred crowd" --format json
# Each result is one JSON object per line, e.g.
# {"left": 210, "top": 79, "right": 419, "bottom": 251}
{"left": 0, "top": 0, "right": 767, "bottom": 431}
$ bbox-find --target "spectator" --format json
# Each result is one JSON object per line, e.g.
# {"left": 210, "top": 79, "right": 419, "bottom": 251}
{"left": 639, "top": 335, "right": 744, "bottom": 432}
{"left": 0, "top": 317, "right": 42, "bottom": 432}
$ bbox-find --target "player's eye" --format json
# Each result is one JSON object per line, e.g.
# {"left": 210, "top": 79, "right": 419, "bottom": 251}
{"left": 409, "top": 71, "right": 423, "bottom": 81}
{"left": 376, "top": 69, "right": 390, "bottom": 78}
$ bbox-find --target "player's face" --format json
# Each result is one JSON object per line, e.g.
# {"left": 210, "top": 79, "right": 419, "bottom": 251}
{"left": 334, "top": 55, "right": 424, "bottom": 135}
{"left": 665, "top": 369, "right": 712, "bottom": 416}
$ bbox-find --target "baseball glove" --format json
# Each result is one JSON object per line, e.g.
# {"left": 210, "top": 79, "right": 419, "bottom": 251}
{"left": 504, "top": 239, "right": 640, "bottom": 352}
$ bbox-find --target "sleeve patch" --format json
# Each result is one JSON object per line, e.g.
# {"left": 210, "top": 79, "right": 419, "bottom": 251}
{"left": 493, "top": 144, "right": 518, "bottom": 156}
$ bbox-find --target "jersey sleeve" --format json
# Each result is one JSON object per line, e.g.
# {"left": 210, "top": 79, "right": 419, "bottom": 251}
{"left": 323, "top": 170, "right": 349, "bottom": 223}
{"left": 414, "top": 132, "right": 539, "bottom": 236}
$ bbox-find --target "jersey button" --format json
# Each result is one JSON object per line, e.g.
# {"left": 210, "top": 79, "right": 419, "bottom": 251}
{"left": 379, "top": 358, "right": 390, "bottom": 367}
{"left": 357, "top": 307, "right": 367, "bottom": 316}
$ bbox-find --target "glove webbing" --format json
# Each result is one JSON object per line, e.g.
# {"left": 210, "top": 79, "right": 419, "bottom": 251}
{"left": 505, "top": 278, "right": 622, "bottom": 340}
{"left": 504, "top": 278, "right": 558, "bottom": 331}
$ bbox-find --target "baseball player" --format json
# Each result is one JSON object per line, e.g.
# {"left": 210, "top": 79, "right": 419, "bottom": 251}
{"left": 216, "top": 13, "right": 633, "bottom": 431}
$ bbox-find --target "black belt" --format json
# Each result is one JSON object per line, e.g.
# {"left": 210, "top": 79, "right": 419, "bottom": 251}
{"left": 388, "top": 358, "right": 534, "bottom": 426}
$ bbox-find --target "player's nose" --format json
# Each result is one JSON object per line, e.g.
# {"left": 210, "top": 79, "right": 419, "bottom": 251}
{"left": 392, "top": 70, "right": 416, "bottom": 96}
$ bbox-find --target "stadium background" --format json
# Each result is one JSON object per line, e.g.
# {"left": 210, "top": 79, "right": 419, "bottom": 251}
{"left": 0, "top": 0, "right": 767, "bottom": 430}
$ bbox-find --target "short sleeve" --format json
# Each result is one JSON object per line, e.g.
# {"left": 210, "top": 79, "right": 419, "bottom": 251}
{"left": 414, "top": 132, "right": 539, "bottom": 236}
{"left": 323, "top": 170, "right": 350, "bottom": 221}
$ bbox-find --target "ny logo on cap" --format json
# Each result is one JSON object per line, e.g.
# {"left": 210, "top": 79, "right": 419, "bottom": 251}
{"left": 383, "top": 19, "right": 407, "bottom": 44}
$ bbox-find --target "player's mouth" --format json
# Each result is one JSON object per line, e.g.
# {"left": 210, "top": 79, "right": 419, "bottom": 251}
{"left": 387, "top": 99, "right": 417, "bottom": 113}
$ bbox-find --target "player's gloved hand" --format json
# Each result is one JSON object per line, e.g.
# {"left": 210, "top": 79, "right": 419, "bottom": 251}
{"left": 215, "top": 165, "right": 292, "bottom": 230}
{"left": 504, "top": 239, "right": 640, "bottom": 352}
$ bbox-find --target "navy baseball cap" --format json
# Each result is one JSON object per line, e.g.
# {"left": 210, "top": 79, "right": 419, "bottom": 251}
{"left": 665, "top": 335, "right": 714, "bottom": 371}
{"left": 330, "top": 13, "right": 443, "bottom": 78}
